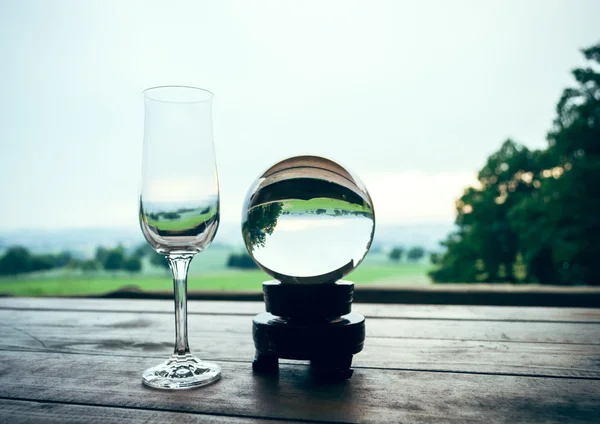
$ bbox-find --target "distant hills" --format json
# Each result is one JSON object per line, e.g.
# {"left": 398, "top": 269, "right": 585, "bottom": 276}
{"left": 0, "top": 222, "right": 454, "bottom": 256}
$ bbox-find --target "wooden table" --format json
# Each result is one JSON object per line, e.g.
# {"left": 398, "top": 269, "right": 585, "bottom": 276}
{"left": 0, "top": 298, "right": 599, "bottom": 423}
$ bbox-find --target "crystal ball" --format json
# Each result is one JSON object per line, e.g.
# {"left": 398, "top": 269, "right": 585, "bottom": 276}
{"left": 242, "top": 155, "right": 375, "bottom": 284}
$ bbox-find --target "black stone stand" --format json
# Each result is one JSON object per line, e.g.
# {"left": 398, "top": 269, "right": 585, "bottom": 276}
{"left": 252, "top": 280, "right": 365, "bottom": 381}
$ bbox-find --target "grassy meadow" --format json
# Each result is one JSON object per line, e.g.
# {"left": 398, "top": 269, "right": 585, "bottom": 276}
{"left": 0, "top": 247, "right": 433, "bottom": 297}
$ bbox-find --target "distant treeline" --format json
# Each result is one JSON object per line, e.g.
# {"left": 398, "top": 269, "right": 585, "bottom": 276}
{"left": 0, "top": 247, "right": 73, "bottom": 275}
{"left": 0, "top": 244, "right": 169, "bottom": 276}
{"left": 388, "top": 246, "right": 427, "bottom": 263}
{"left": 145, "top": 206, "right": 213, "bottom": 222}
{"left": 226, "top": 252, "right": 258, "bottom": 269}
{"left": 280, "top": 209, "right": 372, "bottom": 217}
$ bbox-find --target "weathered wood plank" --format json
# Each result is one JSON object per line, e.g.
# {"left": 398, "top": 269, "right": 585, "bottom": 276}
{"left": 352, "top": 285, "right": 600, "bottom": 307}
{"left": 1, "top": 297, "right": 598, "bottom": 322}
{"left": 0, "top": 399, "right": 293, "bottom": 424}
{"left": 2, "top": 325, "right": 599, "bottom": 379}
{"left": 1, "top": 308, "right": 599, "bottom": 379}
{"left": 0, "top": 351, "right": 598, "bottom": 423}
{"left": 1, "top": 309, "right": 598, "bottom": 345}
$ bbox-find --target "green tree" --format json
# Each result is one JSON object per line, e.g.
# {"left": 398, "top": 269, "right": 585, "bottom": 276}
{"left": 407, "top": 246, "right": 425, "bottom": 262}
{"left": 389, "top": 247, "right": 404, "bottom": 262}
{"left": 81, "top": 259, "right": 100, "bottom": 272}
{"left": 431, "top": 43, "right": 600, "bottom": 285}
{"left": 430, "top": 252, "right": 442, "bottom": 265}
{"left": 242, "top": 202, "right": 284, "bottom": 252}
{"left": 30, "top": 254, "right": 57, "bottom": 272}
{"left": 123, "top": 256, "right": 142, "bottom": 273}
{"left": 95, "top": 247, "right": 109, "bottom": 264}
{"left": 150, "top": 252, "right": 170, "bottom": 270}
{"left": 0, "top": 247, "right": 32, "bottom": 275}
{"left": 133, "top": 243, "right": 154, "bottom": 258}
{"left": 429, "top": 230, "right": 481, "bottom": 283}
{"left": 54, "top": 251, "right": 73, "bottom": 267}
{"left": 103, "top": 248, "right": 125, "bottom": 271}
{"left": 67, "top": 258, "right": 83, "bottom": 269}
{"left": 511, "top": 43, "right": 600, "bottom": 284}
{"left": 227, "top": 252, "right": 258, "bottom": 269}
{"left": 431, "top": 141, "right": 542, "bottom": 282}
{"left": 471, "top": 141, "right": 542, "bottom": 281}
{"left": 132, "top": 243, "right": 168, "bottom": 270}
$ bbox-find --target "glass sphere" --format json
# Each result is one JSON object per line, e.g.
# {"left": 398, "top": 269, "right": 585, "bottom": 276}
{"left": 242, "top": 155, "right": 375, "bottom": 284}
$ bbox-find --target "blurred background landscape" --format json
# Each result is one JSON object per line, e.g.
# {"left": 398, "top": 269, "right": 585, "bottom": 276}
{"left": 0, "top": 224, "right": 441, "bottom": 295}
{"left": 1, "top": 1, "right": 598, "bottom": 296}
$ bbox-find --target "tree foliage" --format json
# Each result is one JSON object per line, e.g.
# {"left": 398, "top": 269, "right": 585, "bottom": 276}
{"left": 431, "top": 43, "right": 600, "bottom": 285}
{"left": 407, "top": 247, "right": 425, "bottom": 262}
{"left": 389, "top": 247, "right": 404, "bottom": 262}
{"left": 242, "top": 202, "right": 283, "bottom": 252}
{"left": 81, "top": 259, "right": 100, "bottom": 272}
{"left": 103, "top": 248, "right": 125, "bottom": 271}
{"left": 150, "top": 251, "right": 170, "bottom": 269}
{"left": 97, "top": 245, "right": 141, "bottom": 273}
{"left": 227, "top": 252, "right": 258, "bottom": 269}
{"left": 0, "top": 243, "right": 147, "bottom": 275}
{"left": 0, "top": 247, "right": 33, "bottom": 275}
{"left": 95, "top": 247, "right": 109, "bottom": 265}
{"left": 430, "top": 252, "right": 442, "bottom": 265}
{"left": 133, "top": 243, "right": 154, "bottom": 258}
{"left": 132, "top": 242, "right": 169, "bottom": 270}
{"left": 123, "top": 256, "right": 142, "bottom": 273}
{"left": 0, "top": 247, "right": 75, "bottom": 275}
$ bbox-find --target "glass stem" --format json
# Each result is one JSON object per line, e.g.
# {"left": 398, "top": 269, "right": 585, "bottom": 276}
{"left": 168, "top": 255, "right": 192, "bottom": 356}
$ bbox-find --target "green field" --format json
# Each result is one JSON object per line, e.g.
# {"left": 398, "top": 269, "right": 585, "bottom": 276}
{"left": 0, "top": 263, "right": 432, "bottom": 297}
{"left": 0, "top": 246, "right": 433, "bottom": 297}
{"left": 145, "top": 205, "right": 217, "bottom": 231}
{"left": 282, "top": 198, "right": 371, "bottom": 213}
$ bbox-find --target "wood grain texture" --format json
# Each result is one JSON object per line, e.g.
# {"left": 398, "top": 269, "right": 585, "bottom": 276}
{"left": 352, "top": 285, "right": 600, "bottom": 307}
{"left": 1, "top": 310, "right": 598, "bottom": 345}
{"left": 0, "top": 399, "right": 292, "bottom": 424}
{"left": 1, "top": 298, "right": 599, "bottom": 322}
{"left": 1, "top": 318, "right": 599, "bottom": 379}
{"left": 0, "top": 351, "right": 598, "bottom": 424}
{"left": 1, "top": 299, "right": 599, "bottom": 423}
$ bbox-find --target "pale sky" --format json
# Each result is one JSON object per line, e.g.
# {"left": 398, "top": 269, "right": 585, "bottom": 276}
{"left": 1, "top": 0, "right": 598, "bottom": 231}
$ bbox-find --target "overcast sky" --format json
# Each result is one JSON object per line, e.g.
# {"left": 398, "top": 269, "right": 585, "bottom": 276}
{"left": 1, "top": 0, "right": 598, "bottom": 231}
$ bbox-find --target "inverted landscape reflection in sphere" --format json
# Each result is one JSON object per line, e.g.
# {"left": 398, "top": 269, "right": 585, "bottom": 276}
{"left": 242, "top": 156, "right": 375, "bottom": 284}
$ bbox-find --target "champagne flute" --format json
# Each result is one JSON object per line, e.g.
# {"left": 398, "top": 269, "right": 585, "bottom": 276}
{"left": 139, "top": 86, "right": 221, "bottom": 389}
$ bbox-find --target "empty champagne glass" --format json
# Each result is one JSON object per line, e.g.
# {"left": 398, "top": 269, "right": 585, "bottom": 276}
{"left": 139, "top": 86, "right": 221, "bottom": 389}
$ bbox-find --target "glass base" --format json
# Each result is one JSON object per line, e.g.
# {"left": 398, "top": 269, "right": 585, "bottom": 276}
{"left": 142, "top": 353, "right": 221, "bottom": 390}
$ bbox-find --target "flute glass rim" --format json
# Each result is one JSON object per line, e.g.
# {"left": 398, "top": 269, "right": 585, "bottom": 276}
{"left": 143, "top": 85, "right": 214, "bottom": 104}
